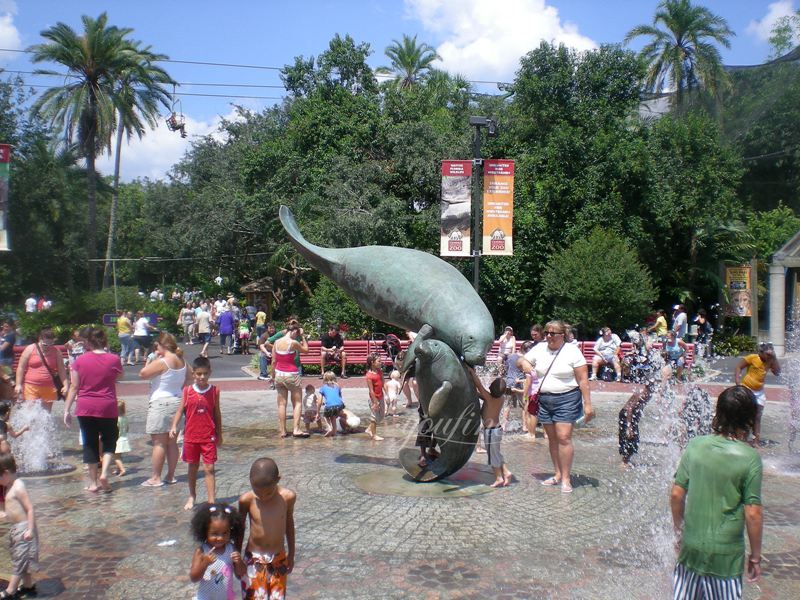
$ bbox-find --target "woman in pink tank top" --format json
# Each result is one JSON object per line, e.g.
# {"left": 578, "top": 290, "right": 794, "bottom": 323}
{"left": 272, "top": 321, "right": 308, "bottom": 438}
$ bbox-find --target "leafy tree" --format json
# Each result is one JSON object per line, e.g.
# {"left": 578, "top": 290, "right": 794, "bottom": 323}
{"left": 28, "top": 12, "right": 165, "bottom": 289}
{"left": 102, "top": 41, "right": 173, "bottom": 287}
{"left": 624, "top": 0, "right": 734, "bottom": 104}
{"left": 377, "top": 34, "right": 440, "bottom": 88}
{"left": 768, "top": 10, "right": 800, "bottom": 58}
{"left": 746, "top": 203, "right": 800, "bottom": 261}
{"left": 541, "top": 228, "right": 657, "bottom": 333}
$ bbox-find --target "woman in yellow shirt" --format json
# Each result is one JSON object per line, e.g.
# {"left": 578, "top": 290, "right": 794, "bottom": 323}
{"left": 117, "top": 310, "right": 134, "bottom": 366}
{"left": 735, "top": 342, "right": 780, "bottom": 446}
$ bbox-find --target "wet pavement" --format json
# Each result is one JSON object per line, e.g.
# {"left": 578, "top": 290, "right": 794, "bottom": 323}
{"left": 0, "top": 384, "right": 798, "bottom": 599}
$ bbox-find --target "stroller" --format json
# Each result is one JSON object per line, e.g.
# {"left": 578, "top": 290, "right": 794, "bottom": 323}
{"left": 371, "top": 332, "right": 403, "bottom": 372}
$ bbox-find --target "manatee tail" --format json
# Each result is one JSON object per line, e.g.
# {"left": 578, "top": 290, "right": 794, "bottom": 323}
{"left": 279, "top": 206, "right": 341, "bottom": 277}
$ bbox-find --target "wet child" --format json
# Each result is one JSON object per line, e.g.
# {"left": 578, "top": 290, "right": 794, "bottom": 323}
{"left": 0, "top": 453, "right": 38, "bottom": 598}
{"left": 301, "top": 384, "right": 322, "bottom": 434}
{"left": 415, "top": 404, "right": 439, "bottom": 468}
{"left": 365, "top": 354, "right": 385, "bottom": 441}
{"left": 189, "top": 502, "right": 246, "bottom": 600}
{"left": 237, "top": 457, "right": 297, "bottom": 600}
{"left": 467, "top": 367, "right": 512, "bottom": 487}
{"left": 384, "top": 370, "right": 402, "bottom": 417}
{"left": 170, "top": 356, "right": 222, "bottom": 511}
{"left": 618, "top": 384, "right": 653, "bottom": 468}
{"left": 114, "top": 400, "right": 130, "bottom": 476}
{"left": 318, "top": 371, "right": 346, "bottom": 437}
{"left": 0, "top": 400, "right": 29, "bottom": 454}
{"left": 734, "top": 342, "right": 781, "bottom": 447}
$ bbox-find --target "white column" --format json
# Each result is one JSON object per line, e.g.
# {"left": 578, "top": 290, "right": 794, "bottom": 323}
{"left": 769, "top": 264, "right": 786, "bottom": 356}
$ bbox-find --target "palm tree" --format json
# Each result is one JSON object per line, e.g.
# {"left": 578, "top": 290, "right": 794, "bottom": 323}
{"left": 378, "top": 34, "right": 440, "bottom": 88}
{"left": 624, "top": 0, "right": 735, "bottom": 105}
{"left": 28, "top": 13, "right": 167, "bottom": 289}
{"left": 102, "top": 43, "right": 173, "bottom": 287}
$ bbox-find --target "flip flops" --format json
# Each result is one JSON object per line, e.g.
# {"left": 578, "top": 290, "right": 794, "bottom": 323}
{"left": 140, "top": 480, "right": 164, "bottom": 487}
{"left": 292, "top": 432, "right": 310, "bottom": 438}
{"left": 541, "top": 476, "right": 560, "bottom": 486}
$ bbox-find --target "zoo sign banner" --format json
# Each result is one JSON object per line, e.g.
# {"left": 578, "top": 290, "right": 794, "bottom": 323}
{"left": 482, "top": 159, "right": 514, "bottom": 256}
{"left": 440, "top": 160, "right": 472, "bottom": 257}
{"left": 725, "top": 265, "right": 752, "bottom": 317}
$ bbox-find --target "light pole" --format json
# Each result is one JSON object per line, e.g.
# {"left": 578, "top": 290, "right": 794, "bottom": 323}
{"left": 468, "top": 116, "right": 497, "bottom": 292}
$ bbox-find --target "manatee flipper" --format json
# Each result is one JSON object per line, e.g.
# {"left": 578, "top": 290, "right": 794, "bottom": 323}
{"left": 427, "top": 380, "right": 452, "bottom": 419}
{"left": 401, "top": 324, "right": 434, "bottom": 375}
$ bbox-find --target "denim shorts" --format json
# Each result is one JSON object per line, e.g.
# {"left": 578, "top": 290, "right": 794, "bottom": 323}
{"left": 538, "top": 388, "right": 583, "bottom": 424}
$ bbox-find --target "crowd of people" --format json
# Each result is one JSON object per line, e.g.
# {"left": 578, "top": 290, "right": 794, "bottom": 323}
{"left": 0, "top": 293, "right": 779, "bottom": 598}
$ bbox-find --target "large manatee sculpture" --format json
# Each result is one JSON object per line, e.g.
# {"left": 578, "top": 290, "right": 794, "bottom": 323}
{"left": 279, "top": 206, "right": 494, "bottom": 481}
{"left": 398, "top": 334, "right": 481, "bottom": 481}
{"left": 279, "top": 206, "right": 494, "bottom": 367}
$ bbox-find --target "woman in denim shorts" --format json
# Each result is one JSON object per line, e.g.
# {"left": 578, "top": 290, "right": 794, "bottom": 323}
{"left": 527, "top": 320, "right": 594, "bottom": 493}
{"left": 272, "top": 322, "right": 309, "bottom": 438}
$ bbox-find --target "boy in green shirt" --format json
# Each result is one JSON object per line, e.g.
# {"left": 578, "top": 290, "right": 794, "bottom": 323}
{"left": 670, "top": 385, "right": 763, "bottom": 600}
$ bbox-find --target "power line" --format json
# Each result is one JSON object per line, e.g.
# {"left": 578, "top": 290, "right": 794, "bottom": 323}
{"left": 0, "top": 47, "right": 512, "bottom": 89}
{"left": 2, "top": 70, "right": 286, "bottom": 89}
{"left": 7, "top": 81, "right": 284, "bottom": 101}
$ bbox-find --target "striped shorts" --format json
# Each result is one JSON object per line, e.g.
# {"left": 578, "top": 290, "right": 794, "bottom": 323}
{"left": 673, "top": 563, "right": 742, "bottom": 600}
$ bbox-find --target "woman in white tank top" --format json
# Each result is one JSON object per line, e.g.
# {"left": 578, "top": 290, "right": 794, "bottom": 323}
{"left": 139, "top": 332, "right": 190, "bottom": 487}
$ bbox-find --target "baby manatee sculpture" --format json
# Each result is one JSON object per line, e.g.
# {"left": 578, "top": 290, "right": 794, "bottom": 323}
{"left": 398, "top": 334, "right": 481, "bottom": 481}
{"left": 279, "top": 206, "right": 494, "bottom": 367}
{"left": 279, "top": 206, "right": 493, "bottom": 481}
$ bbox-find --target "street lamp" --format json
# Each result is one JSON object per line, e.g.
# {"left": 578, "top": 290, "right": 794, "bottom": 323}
{"left": 469, "top": 116, "right": 498, "bottom": 292}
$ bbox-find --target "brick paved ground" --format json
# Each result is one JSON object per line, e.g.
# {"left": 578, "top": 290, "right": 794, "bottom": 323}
{"left": 0, "top": 384, "right": 798, "bottom": 599}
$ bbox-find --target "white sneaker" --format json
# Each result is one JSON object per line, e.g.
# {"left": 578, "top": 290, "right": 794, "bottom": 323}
{"left": 589, "top": 374, "right": 597, "bottom": 381}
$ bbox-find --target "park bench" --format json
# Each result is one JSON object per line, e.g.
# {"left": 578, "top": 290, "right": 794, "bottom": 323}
{"left": 297, "top": 339, "right": 411, "bottom": 370}
{"left": 11, "top": 345, "right": 69, "bottom": 374}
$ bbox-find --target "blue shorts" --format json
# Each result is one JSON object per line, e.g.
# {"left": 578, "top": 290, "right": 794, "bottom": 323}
{"left": 198, "top": 332, "right": 211, "bottom": 343}
{"left": 538, "top": 388, "right": 583, "bottom": 424}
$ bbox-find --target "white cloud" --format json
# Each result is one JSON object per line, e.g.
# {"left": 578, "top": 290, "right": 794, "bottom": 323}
{"left": 0, "top": 0, "right": 21, "bottom": 65}
{"left": 747, "top": 1, "right": 797, "bottom": 42}
{"left": 95, "top": 109, "right": 243, "bottom": 182}
{"left": 405, "top": 0, "right": 596, "bottom": 82}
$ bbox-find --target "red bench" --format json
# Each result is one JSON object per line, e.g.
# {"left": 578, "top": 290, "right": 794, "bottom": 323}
{"left": 11, "top": 345, "right": 69, "bottom": 374}
{"left": 297, "top": 339, "right": 411, "bottom": 369}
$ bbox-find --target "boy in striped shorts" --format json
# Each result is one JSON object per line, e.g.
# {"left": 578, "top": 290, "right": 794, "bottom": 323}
{"left": 670, "top": 385, "right": 763, "bottom": 600}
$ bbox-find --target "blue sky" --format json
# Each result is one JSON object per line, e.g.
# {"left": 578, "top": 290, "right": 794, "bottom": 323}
{"left": 0, "top": 0, "right": 795, "bottom": 180}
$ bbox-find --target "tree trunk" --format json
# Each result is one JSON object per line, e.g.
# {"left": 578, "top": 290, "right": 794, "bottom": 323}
{"left": 86, "top": 150, "right": 98, "bottom": 291}
{"left": 103, "top": 118, "right": 125, "bottom": 288}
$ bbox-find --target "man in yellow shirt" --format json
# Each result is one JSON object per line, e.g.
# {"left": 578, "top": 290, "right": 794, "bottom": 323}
{"left": 735, "top": 342, "right": 780, "bottom": 446}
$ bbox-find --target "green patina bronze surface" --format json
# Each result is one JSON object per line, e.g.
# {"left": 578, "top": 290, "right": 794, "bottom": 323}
{"left": 398, "top": 336, "right": 482, "bottom": 481}
{"left": 279, "top": 206, "right": 493, "bottom": 481}
{"left": 279, "top": 206, "right": 494, "bottom": 367}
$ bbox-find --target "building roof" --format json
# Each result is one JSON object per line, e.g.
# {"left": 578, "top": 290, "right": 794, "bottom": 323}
{"left": 239, "top": 277, "right": 273, "bottom": 293}
{"left": 773, "top": 230, "right": 800, "bottom": 267}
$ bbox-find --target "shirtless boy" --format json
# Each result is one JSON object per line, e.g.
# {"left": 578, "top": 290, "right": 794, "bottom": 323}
{"left": 0, "top": 453, "right": 38, "bottom": 598}
{"left": 237, "top": 457, "right": 296, "bottom": 600}
{"left": 468, "top": 368, "right": 512, "bottom": 487}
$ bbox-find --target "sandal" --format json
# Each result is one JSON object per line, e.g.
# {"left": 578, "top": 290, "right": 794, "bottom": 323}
{"left": 140, "top": 480, "right": 164, "bottom": 488}
{"left": 0, "top": 590, "right": 19, "bottom": 599}
{"left": 292, "top": 432, "right": 310, "bottom": 438}
{"left": 541, "top": 476, "right": 560, "bottom": 486}
{"left": 18, "top": 585, "right": 36, "bottom": 597}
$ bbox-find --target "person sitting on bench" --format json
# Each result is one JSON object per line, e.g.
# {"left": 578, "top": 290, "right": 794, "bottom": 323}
{"left": 320, "top": 325, "right": 348, "bottom": 378}
{"left": 590, "top": 327, "right": 622, "bottom": 382}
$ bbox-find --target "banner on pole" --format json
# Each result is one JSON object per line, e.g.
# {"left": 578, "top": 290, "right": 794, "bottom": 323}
{"left": 440, "top": 160, "right": 472, "bottom": 257}
{"left": 0, "top": 144, "right": 9, "bottom": 251}
{"left": 482, "top": 159, "right": 514, "bottom": 256}
{"left": 725, "top": 265, "right": 752, "bottom": 317}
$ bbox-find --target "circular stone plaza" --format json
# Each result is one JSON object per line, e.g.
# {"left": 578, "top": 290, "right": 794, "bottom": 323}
{"left": 0, "top": 369, "right": 797, "bottom": 600}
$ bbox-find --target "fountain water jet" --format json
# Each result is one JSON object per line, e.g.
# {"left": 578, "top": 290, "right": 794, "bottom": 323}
{"left": 10, "top": 400, "right": 74, "bottom": 476}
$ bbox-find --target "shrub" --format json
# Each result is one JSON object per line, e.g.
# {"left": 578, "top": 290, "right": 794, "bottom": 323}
{"left": 713, "top": 334, "right": 757, "bottom": 356}
{"left": 541, "top": 228, "right": 657, "bottom": 334}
